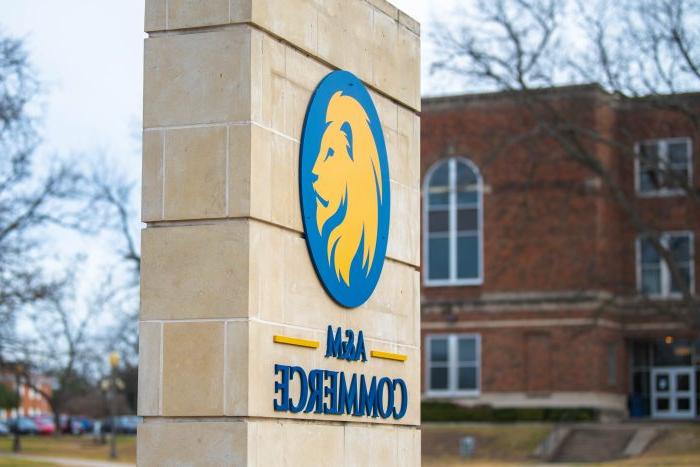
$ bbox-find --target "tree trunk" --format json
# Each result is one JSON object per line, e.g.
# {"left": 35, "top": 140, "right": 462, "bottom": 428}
{"left": 49, "top": 400, "right": 62, "bottom": 437}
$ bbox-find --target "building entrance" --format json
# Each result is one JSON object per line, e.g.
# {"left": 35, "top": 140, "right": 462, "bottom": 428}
{"left": 651, "top": 367, "right": 696, "bottom": 419}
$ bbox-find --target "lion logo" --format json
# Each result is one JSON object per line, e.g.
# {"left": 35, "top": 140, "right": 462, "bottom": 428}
{"left": 299, "top": 71, "right": 390, "bottom": 308}
{"left": 312, "top": 91, "right": 383, "bottom": 285}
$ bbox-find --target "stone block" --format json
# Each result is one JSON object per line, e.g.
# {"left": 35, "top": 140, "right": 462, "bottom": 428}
{"left": 137, "top": 321, "right": 161, "bottom": 416}
{"left": 137, "top": 420, "right": 247, "bottom": 466}
{"left": 387, "top": 181, "right": 420, "bottom": 266}
{"left": 248, "top": 125, "right": 301, "bottom": 231}
{"left": 345, "top": 424, "right": 398, "bottom": 466}
{"left": 140, "top": 0, "right": 422, "bottom": 462}
{"left": 283, "top": 41, "right": 331, "bottom": 95}
{"left": 251, "top": 32, "right": 330, "bottom": 140}
{"left": 246, "top": 322, "right": 323, "bottom": 419}
{"left": 138, "top": 419, "right": 420, "bottom": 466}
{"left": 144, "top": 0, "right": 421, "bottom": 111}
{"left": 399, "top": 10, "right": 420, "bottom": 35}
{"left": 397, "top": 24, "right": 421, "bottom": 110}
{"left": 365, "top": 8, "right": 421, "bottom": 111}
{"left": 245, "top": 420, "right": 278, "bottom": 466}
{"left": 372, "top": 7, "right": 399, "bottom": 95}
{"left": 247, "top": 419, "right": 347, "bottom": 465}
{"left": 141, "top": 217, "right": 419, "bottom": 327}
{"left": 366, "top": 91, "right": 421, "bottom": 191}
{"left": 366, "top": 0, "right": 399, "bottom": 20}
{"left": 349, "top": 260, "right": 420, "bottom": 346}
{"left": 162, "top": 321, "right": 225, "bottom": 416}
{"left": 317, "top": 0, "right": 374, "bottom": 81}
{"left": 247, "top": 420, "right": 421, "bottom": 466}
{"left": 252, "top": 0, "right": 318, "bottom": 56}
{"left": 282, "top": 421, "right": 345, "bottom": 465}
{"left": 230, "top": 0, "right": 253, "bottom": 22}
{"left": 162, "top": 125, "right": 228, "bottom": 220}
{"left": 398, "top": 106, "right": 421, "bottom": 190}
{"left": 144, "top": 0, "right": 166, "bottom": 32}
{"left": 247, "top": 220, "right": 421, "bottom": 343}
{"left": 227, "top": 124, "right": 252, "bottom": 217}
{"left": 140, "top": 221, "right": 249, "bottom": 320}
{"left": 225, "top": 320, "right": 250, "bottom": 415}
{"left": 251, "top": 30, "right": 286, "bottom": 132}
{"left": 167, "top": 0, "right": 230, "bottom": 30}
{"left": 141, "top": 130, "right": 163, "bottom": 222}
{"left": 370, "top": 89, "right": 398, "bottom": 132}
{"left": 397, "top": 426, "right": 422, "bottom": 465}
{"left": 143, "top": 26, "right": 251, "bottom": 128}
{"left": 248, "top": 220, "right": 345, "bottom": 327}
{"left": 242, "top": 123, "right": 419, "bottom": 266}
{"left": 246, "top": 319, "right": 420, "bottom": 425}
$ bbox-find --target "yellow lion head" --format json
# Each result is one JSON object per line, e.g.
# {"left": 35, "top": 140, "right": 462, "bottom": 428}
{"left": 311, "top": 91, "right": 383, "bottom": 286}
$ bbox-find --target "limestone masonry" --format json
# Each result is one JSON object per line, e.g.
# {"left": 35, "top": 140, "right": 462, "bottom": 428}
{"left": 138, "top": 1, "right": 421, "bottom": 465}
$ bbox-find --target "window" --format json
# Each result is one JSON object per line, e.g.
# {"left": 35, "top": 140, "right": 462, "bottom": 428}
{"left": 424, "top": 158, "right": 483, "bottom": 286}
{"left": 637, "top": 232, "right": 694, "bottom": 297}
{"left": 636, "top": 138, "right": 692, "bottom": 196}
{"left": 426, "top": 334, "right": 481, "bottom": 395}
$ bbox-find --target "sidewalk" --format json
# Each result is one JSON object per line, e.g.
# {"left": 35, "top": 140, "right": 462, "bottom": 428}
{"left": 0, "top": 453, "right": 135, "bottom": 467}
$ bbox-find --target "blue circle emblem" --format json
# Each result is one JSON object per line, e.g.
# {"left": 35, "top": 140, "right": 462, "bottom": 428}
{"left": 299, "top": 70, "right": 391, "bottom": 308}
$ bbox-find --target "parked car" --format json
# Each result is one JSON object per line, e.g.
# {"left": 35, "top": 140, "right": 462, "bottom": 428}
{"left": 8, "top": 417, "right": 38, "bottom": 435}
{"left": 0, "top": 420, "right": 9, "bottom": 436}
{"left": 59, "top": 414, "right": 76, "bottom": 434}
{"left": 31, "top": 416, "right": 56, "bottom": 435}
{"left": 100, "top": 415, "right": 140, "bottom": 435}
{"left": 75, "top": 416, "right": 94, "bottom": 434}
{"left": 59, "top": 414, "right": 91, "bottom": 435}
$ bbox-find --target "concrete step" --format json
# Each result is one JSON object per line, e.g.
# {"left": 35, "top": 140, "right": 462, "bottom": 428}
{"left": 551, "top": 428, "right": 636, "bottom": 463}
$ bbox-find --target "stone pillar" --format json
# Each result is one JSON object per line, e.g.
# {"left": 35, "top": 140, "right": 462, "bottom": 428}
{"left": 138, "top": 1, "right": 420, "bottom": 465}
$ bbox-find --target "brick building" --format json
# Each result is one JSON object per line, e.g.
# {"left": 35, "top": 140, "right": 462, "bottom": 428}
{"left": 420, "top": 85, "right": 699, "bottom": 419}
{"left": 0, "top": 371, "right": 53, "bottom": 420}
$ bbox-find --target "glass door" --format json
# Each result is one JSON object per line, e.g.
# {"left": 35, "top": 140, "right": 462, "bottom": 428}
{"left": 651, "top": 367, "right": 696, "bottom": 419}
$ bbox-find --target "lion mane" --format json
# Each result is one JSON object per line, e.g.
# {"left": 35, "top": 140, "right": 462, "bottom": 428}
{"left": 312, "top": 91, "right": 383, "bottom": 286}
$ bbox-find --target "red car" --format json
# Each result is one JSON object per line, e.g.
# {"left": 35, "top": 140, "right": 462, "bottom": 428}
{"left": 31, "top": 416, "right": 56, "bottom": 435}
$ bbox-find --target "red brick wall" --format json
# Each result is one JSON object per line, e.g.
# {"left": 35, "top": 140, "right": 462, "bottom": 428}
{"left": 421, "top": 91, "right": 606, "bottom": 300}
{"left": 0, "top": 378, "right": 53, "bottom": 419}
{"left": 420, "top": 88, "right": 700, "bottom": 302}
{"left": 419, "top": 87, "right": 700, "bottom": 400}
{"left": 420, "top": 315, "right": 627, "bottom": 395}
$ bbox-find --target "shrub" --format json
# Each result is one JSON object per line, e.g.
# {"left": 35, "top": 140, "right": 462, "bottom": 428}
{"left": 422, "top": 401, "right": 597, "bottom": 422}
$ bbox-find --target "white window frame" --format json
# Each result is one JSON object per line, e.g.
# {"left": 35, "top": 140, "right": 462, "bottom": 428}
{"left": 423, "top": 157, "right": 484, "bottom": 287}
{"left": 634, "top": 137, "right": 693, "bottom": 197}
{"left": 636, "top": 231, "right": 695, "bottom": 299}
{"left": 426, "top": 333, "right": 481, "bottom": 397}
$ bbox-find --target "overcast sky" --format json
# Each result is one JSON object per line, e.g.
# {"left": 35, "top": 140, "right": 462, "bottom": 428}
{"left": 0, "top": 0, "right": 445, "bottom": 175}
{"left": 0, "top": 1, "right": 456, "bottom": 338}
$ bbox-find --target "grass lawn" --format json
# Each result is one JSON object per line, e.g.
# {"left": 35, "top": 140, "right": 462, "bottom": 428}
{"left": 422, "top": 422, "right": 552, "bottom": 466}
{"left": 0, "top": 435, "right": 136, "bottom": 464}
{"left": 605, "top": 424, "right": 700, "bottom": 466}
{"left": 0, "top": 423, "right": 697, "bottom": 466}
{"left": 0, "top": 459, "right": 58, "bottom": 467}
{"left": 422, "top": 422, "right": 700, "bottom": 466}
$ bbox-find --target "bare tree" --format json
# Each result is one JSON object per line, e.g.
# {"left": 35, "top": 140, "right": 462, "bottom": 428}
{"left": 84, "top": 167, "right": 141, "bottom": 412}
{"left": 0, "top": 33, "right": 85, "bottom": 355}
{"left": 430, "top": 0, "right": 700, "bottom": 321}
{"left": 15, "top": 267, "right": 113, "bottom": 434}
{"left": 0, "top": 31, "right": 140, "bottom": 420}
{"left": 88, "top": 167, "right": 141, "bottom": 276}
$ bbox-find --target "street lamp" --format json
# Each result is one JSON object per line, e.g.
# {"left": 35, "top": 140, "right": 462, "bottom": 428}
{"left": 108, "top": 352, "right": 120, "bottom": 460}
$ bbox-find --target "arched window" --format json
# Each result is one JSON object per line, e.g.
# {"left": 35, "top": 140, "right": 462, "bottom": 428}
{"left": 424, "top": 158, "right": 483, "bottom": 286}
